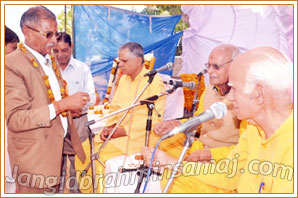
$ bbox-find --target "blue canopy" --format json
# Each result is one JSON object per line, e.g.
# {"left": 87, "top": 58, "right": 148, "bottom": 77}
{"left": 73, "top": 5, "right": 182, "bottom": 99}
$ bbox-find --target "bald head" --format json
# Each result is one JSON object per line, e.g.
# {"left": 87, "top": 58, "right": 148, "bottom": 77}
{"left": 20, "top": 6, "right": 56, "bottom": 31}
{"left": 210, "top": 44, "right": 240, "bottom": 61}
{"left": 228, "top": 46, "right": 293, "bottom": 136}
{"left": 207, "top": 44, "right": 240, "bottom": 86}
{"left": 231, "top": 46, "right": 293, "bottom": 100}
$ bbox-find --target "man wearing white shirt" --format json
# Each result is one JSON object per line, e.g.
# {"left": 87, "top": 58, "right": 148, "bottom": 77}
{"left": 53, "top": 32, "right": 96, "bottom": 192}
{"left": 5, "top": 6, "right": 89, "bottom": 193}
{"left": 53, "top": 32, "right": 96, "bottom": 141}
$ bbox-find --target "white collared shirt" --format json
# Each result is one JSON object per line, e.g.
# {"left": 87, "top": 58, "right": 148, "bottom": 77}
{"left": 24, "top": 43, "right": 68, "bottom": 136}
{"left": 61, "top": 56, "right": 96, "bottom": 113}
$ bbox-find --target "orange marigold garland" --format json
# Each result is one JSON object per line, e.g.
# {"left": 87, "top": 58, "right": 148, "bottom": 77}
{"left": 180, "top": 73, "right": 205, "bottom": 112}
{"left": 103, "top": 58, "right": 119, "bottom": 104}
{"left": 30, "top": 58, "right": 39, "bottom": 68}
{"left": 18, "top": 43, "right": 69, "bottom": 117}
{"left": 196, "top": 75, "right": 205, "bottom": 107}
{"left": 144, "top": 53, "right": 155, "bottom": 71}
{"left": 102, "top": 55, "right": 155, "bottom": 105}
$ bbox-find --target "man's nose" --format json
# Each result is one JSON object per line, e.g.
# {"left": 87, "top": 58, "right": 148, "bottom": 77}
{"left": 207, "top": 65, "right": 215, "bottom": 74}
{"left": 50, "top": 33, "right": 57, "bottom": 44}
{"left": 57, "top": 51, "right": 63, "bottom": 57}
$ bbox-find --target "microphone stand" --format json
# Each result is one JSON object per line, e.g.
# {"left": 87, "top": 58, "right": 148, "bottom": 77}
{"left": 120, "top": 100, "right": 159, "bottom": 193}
{"left": 191, "top": 73, "right": 204, "bottom": 117}
{"left": 163, "top": 131, "right": 195, "bottom": 193}
{"left": 87, "top": 125, "right": 97, "bottom": 193}
{"left": 119, "top": 88, "right": 177, "bottom": 193}
{"left": 81, "top": 73, "right": 171, "bottom": 192}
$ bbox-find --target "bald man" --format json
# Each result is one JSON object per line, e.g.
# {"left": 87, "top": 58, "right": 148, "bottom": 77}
{"left": 156, "top": 44, "right": 244, "bottom": 162}
{"left": 142, "top": 46, "right": 293, "bottom": 193}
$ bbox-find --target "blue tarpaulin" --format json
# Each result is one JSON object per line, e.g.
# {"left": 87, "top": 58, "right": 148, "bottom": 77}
{"left": 73, "top": 5, "right": 182, "bottom": 99}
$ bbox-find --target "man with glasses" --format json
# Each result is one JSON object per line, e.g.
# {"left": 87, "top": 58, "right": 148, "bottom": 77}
{"left": 5, "top": 6, "right": 88, "bottom": 193}
{"left": 155, "top": 44, "right": 245, "bottom": 163}
{"left": 142, "top": 46, "right": 293, "bottom": 193}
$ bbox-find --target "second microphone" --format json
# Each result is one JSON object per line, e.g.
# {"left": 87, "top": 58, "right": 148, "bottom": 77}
{"left": 164, "top": 79, "right": 196, "bottom": 90}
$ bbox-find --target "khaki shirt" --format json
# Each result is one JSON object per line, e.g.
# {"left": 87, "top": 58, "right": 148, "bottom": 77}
{"left": 198, "top": 85, "right": 240, "bottom": 148}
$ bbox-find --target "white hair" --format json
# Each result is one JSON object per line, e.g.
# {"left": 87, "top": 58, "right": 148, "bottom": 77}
{"left": 244, "top": 51, "right": 293, "bottom": 101}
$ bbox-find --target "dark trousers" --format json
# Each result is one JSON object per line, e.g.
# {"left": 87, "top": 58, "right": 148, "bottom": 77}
{"left": 59, "top": 114, "right": 90, "bottom": 193}
{"left": 59, "top": 154, "right": 80, "bottom": 193}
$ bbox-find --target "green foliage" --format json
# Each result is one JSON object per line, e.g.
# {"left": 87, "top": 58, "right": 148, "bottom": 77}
{"left": 57, "top": 5, "right": 72, "bottom": 36}
{"left": 141, "top": 5, "right": 188, "bottom": 33}
{"left": 141, "top": 5, "right": 188, "bottom": 55}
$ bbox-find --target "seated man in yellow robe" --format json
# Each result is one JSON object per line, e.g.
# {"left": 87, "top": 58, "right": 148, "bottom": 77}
{"left": 75, "top": 42, "right": 165, "bottom": 193}
{"left": 157, "top": 44, "right": 244, "bottom": 162}
{"left": 142, "top": 46, "right": 293, "bottom": 193}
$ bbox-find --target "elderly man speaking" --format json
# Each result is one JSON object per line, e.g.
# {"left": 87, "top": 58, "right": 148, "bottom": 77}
{"left": 142, "top": 46, "right": 293, "bottom": 193}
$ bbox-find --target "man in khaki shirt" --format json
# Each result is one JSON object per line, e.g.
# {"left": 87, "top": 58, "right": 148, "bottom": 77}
{"left": 142, "top": 46, "right": 293, "bottom": 193}
{"left": 156, "top": 44, "right": 242, "bottom": 162}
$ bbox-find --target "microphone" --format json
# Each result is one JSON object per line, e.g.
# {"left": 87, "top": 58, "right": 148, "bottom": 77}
{"left": 144, "top": 62, "right": 173, "bottom": 77}
{"left": 164, "top": 80, "right": 196, "bottom": 90}
{"left": 161, "top": 102, "right": 227, "bottom": 140}
{"left": 197, "top": 69, "right": 207, "bottom": 77}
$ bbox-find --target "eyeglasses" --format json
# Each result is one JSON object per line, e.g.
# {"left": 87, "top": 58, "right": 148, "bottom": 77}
{"left": 205, "top": 59, "right": 233, "bottom": 70}
{"left": 26, "top": 26, "right": 58, "bottom": 39}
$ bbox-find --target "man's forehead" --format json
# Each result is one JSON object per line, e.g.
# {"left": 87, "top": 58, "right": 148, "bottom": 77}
{"left": 229, "top": 61, "right": 246, "bottom": 86}
{"left": 209, "top": 50, "right": 231, "bottom": 62}
{"left": 38, "top": 18, "right": 57, "bottom": 27}
{"left": 120, "top": 49, "right": 135, "bottom": 59}
{"left": 57, "top": 41, "right": 70, "bottom": 47}
{"left": 228, "top": 73, "right": 242, "bottom": 89}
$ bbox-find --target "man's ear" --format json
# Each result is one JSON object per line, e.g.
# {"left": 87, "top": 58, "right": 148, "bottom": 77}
{"left": 137, "top": 57, "right": 143, "bottom": 66}
{"left": 22, "top": 26, "right": 29, "bottom": 37}
{"left": 253, "top": 84, "right": 265, "bottom": 105}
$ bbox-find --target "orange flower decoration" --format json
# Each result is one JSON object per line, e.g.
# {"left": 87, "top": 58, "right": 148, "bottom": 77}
{"left": 18, "top": 43, "right": 27, "bottom": 53}
{"left": 111, "top": 67, "right": 116, "bottom": 75}
{"left": 103, "top": 98, "right": 109, "bottom": 104}
{"left": 94, "top": 110, "right": 103, "bottom": 114}
{"left": 103, "top": 58, "right": 119, "bottom": 103}
{"left": 106, "top": 87, "right": 111, "bottom": 95}
{"left": 180, "top": 73, "right": 205, "bottom": 112}
{"left": 43, "top": 76, "right": 50, "bottom": 87}
{"left": 19, "top": 43, "right": 69, "bottom": 117}
{"left": 61, "top": 112, "right": 67, "bottom": 117}
{"left": 30, "top": 58, "right": 39, "bottom": 68}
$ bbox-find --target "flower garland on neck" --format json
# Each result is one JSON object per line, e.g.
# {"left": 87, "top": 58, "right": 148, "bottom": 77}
{"left": 103, "top": 58, "right": 120, "bottom": 104}
{"left": 103, "top": 55, "right": 155, "bottom": 104}
{"left": 18, "top": 43, "right": 69, "bottom": 117}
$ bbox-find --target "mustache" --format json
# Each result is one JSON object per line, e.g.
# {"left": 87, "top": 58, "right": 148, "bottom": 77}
{"left": 45, "top": 43, "right": 55, "bottom": 48}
